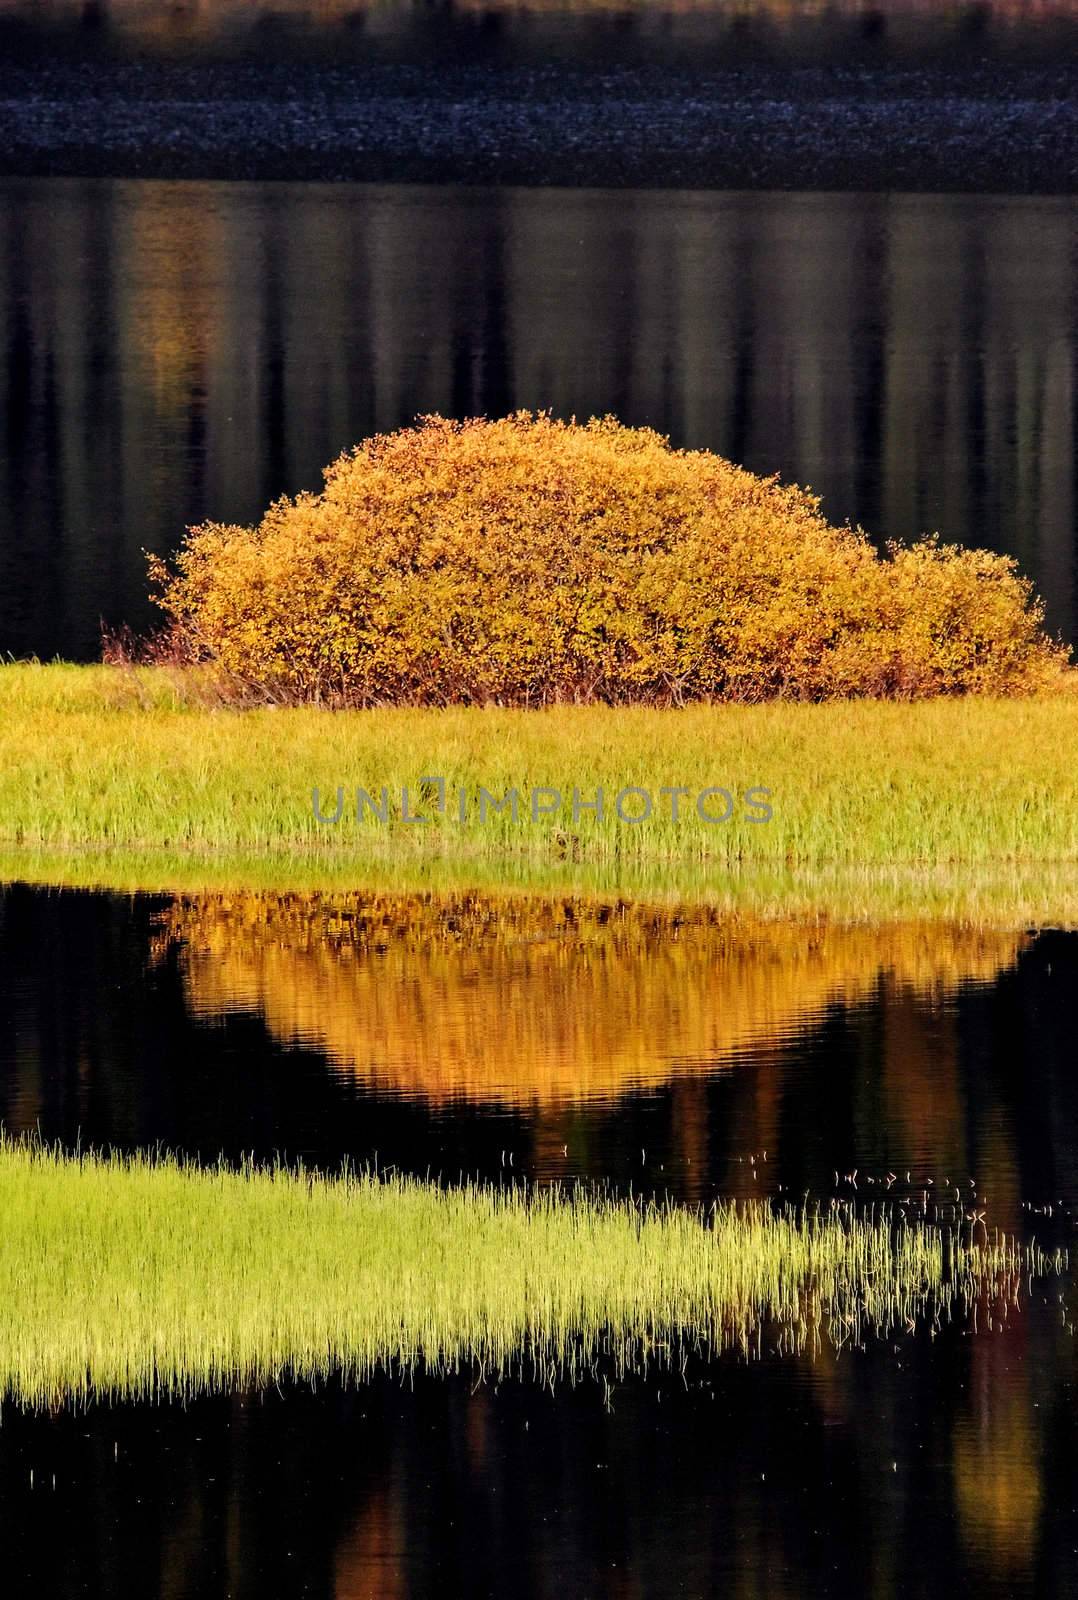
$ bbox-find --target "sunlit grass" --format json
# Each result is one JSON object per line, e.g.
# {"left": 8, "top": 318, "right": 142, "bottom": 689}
{"left": 0, "top": 1140, "right": 1060, "bottom": 1410}
{"left": 2, "top": 667, "right": 1078, "bottom": 925}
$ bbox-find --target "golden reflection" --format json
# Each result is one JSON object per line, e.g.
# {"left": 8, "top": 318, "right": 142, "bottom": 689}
{"left": 334, "top": 1485, "right": 405, "bottom": 1600}
{"left": 155, "top": 893, "right": 1027, "bottom": 1106}
{"left": 953, "top": 1336, "right": 1043, "bottom": 1580}
{"left": 120, "top": 196, "right": 214, "bottom": 409}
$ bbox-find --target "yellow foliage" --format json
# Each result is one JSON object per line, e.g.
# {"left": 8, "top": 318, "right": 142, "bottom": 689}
{"left": 152, "top": 413, "right": 1070, "bottom": 704}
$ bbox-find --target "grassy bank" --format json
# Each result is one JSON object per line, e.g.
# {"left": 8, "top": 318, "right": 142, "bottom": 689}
{"left": 2, "top": 664, "right": 1077, "bottom": 919}
{"left": 0, "top": 1140, "right": 1053, "bottom": 1409}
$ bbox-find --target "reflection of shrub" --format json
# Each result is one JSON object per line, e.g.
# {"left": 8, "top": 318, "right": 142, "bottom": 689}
{"left": 151, "top": 413, "right": 1070, "bottom": 705}
{"left": 156, "top": 892, "right": 1025, "bottom": 1106}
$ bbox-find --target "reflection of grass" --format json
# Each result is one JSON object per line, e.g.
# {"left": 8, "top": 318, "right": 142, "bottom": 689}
{"left": 155, "top": 893, "right": 1026, "bottom": 1104}
{"left": 8, "top": 849, "right": 1078, "bottom": 930}
{"left": 2, "top": 666, "right": 1078, "bottom": 923}
{"left": 0, "top": 1140, "right": 1056, "bottom": 1410}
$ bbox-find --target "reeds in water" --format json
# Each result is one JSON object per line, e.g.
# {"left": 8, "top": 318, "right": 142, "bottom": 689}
{"left": 0, "top": 1140, "right": 1061, "bottom": 1409}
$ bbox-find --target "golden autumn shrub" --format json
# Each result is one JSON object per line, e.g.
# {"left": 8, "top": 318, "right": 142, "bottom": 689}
{"left": 150, "top": 413, "right": 1070, "bottom": 704}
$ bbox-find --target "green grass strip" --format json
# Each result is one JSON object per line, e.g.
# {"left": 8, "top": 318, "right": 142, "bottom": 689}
{"left": 0, "top": 1140, "right": 1058, "bottom": 1409}
{"left": 4, "top": 664, "right": 1078, "bottom": 919}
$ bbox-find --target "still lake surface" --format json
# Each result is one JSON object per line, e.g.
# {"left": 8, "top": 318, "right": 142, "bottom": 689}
{"left": 1, "top": 178, "right": 1076, "bottom": 659}
{"left": 4, "top": 0, "right": 1077, "bottom": 67}
{"left": 1, "top": 884, "right": 1078, "bottom": 1596}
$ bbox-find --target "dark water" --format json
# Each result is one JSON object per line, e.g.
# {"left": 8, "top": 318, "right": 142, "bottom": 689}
{"left": 1, "top": 178, "right": 1077, "bottom": 661}
{"left": 2, "top": 884, "right": 1078, "bottom": 1596}
{"left": 3, "top": 0, "right": 1077, "bottom": 68}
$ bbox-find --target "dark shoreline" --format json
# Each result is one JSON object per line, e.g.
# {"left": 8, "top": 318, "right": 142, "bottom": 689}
{"left": 2, "top": 59, "right": 1076, "bottom": 191}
